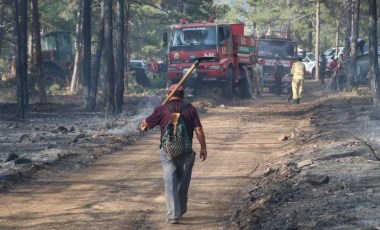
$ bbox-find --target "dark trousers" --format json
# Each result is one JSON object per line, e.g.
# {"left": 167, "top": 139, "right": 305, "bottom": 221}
{"left": 337, "top": 74, "right": 347, "bottom": 91}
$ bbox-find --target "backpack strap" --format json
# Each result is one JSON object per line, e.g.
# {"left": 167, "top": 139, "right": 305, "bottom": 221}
{"left": 167, "top": 101, "right": 189, "bottom": 113}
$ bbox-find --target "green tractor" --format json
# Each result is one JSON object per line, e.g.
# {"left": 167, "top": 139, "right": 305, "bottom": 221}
{"left": 41, "top": 31, "right": 74, "bottom": 90}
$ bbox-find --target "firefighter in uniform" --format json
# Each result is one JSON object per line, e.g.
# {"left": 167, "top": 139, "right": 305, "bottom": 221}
{"left": 290, "top": 56, "right": 306, "bottom": 104}
{"left": 252, "top": 58, "right": 262, "bottom": 96}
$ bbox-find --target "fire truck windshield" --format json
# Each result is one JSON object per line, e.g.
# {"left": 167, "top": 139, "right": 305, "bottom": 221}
{"left": 170, "top": 26, "right": 217, "bottom": 51}
{"left": 258, "top": 40, "right": 295, "bottom": 58}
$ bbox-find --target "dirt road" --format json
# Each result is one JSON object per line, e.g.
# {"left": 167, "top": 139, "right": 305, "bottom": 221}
{"left": 2, "top": 81, "right": 380, "bottom": 230}
{"left": 0, "top": 91, "right": 305, "bottom": 229}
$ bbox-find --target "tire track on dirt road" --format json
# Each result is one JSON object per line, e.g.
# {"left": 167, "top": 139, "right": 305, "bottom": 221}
{"left": 0, "top": 96, "right": 301, "bottom": 230}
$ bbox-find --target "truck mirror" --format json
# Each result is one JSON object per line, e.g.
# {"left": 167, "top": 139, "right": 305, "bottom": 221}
{"left": 163, "top": 32, "right": 168, "bottom": 47}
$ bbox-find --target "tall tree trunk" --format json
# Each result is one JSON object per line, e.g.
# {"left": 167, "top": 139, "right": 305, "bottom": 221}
{"left": 177, "top": 0, "right": 183, "bottom": 14}
{"left": 349, "top": 0, "right": 360, "bottom": 91}
{"left": 82, "top": 0, "right": 91, "bottom": 102}
{"left": 124, "top": 2, "right": 131, "bottom": 93}
{"left": 314, "top": 0, "right": 320, "bottom": 81}
{"left": 20, "top": 0, "right": 28, "bottom": 109}
{"left": 31, "top": 0, "right": 46, "bottom": 103}
{"left": 104, "top": 0, "right": 115, "bottom": 117}
{"left": 87, "top": 1, "right": 105, "bottom": 111}
{"left": 13, "top": 0, "right": 25, "bottom": 118}
{"left": 369, "top": 0, "right": 379, "bottom": 107}
{"left": 344, "top": 0, "right": 352, "bottom": 57}
{"left": 335, "top": 19, "right": 340, "bottom": 59}
{"left": 307, "top": 20, "right": 313, "bottom": 52}
{"left": 115, "top": 0, "right": 125, "bottom": 114}
{"left": 70, "top": 0, "right": 83, "bottom": 93}
{"left": 0, "top": 3, "right": 5, "bottom": 56}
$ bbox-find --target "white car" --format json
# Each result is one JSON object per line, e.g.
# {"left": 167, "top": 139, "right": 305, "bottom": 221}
{"left": 302, "top": 52, "right": 316, "bottom": 79}
{"left": 129, "top": 59, "right": 148, "bottom": 74}
{"left": 324, "top": 47, "right": 344, "bottom": 60}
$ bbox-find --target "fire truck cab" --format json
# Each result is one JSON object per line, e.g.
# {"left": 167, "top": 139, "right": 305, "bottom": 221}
{"left": 164, "top": 18, "right": 257, "bottom": 98}
{"left": 257, "top": 25, "right": 297, "bottom": 94}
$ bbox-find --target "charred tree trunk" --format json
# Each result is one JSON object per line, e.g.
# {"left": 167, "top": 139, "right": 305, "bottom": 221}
{"left": 314, "top": 0, "right": 320, "bottom": 81}
{"left": 335, "top": 19, "right": 340, "bottom": 59}
{"left": 344, "top": 0, "right": 352, "bottom": 57}
{"left": 104, "top": 0, "right": 115, "bottom": 117}
{"left": 124, "top": 2, "right": 131, "bottom": 92}
{"left": 87, "top": 1, "right": 105, "bottom": 112}
{"left": 31, "top": 0, "right": 46, "bottom": 103}
{"left": 82, "top": 0, "right": 91, "bottom": 101}
{"left": 349, "top": 0, "right": 360, "bottom": 91}
{"left": 307, "top": 20, "right": 313, "bottom": 52}
{"left": 20, "top": 0, "right": 28, "bottom": 109}
{"left": 0, "top": 3, "right": 5, "bottom": 56}
{"left": 177, "top": 0, "right": 184, "bottom": 14}
{"left": 115, "top": 0, "right": 125, "bottom": 114}
{"left": 13, "top": 0, "right": 26, "bottom": 118}
{"left": 70, "top": 0, "right": 83, "bottom": 93}
{"left": 369, "top": 0, "right": 379, "bottom": 107}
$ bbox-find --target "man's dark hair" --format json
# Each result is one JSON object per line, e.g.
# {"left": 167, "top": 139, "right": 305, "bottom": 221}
{"left": 170, "top": 90, "right": 185, "bottom": 98}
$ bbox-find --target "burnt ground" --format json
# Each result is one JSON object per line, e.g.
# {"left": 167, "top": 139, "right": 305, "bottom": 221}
{"left": 224, "top": 87, "right": 380, "bottom": 229}
{"left": 0, "top": 80, "right": 380, "bottom": 229}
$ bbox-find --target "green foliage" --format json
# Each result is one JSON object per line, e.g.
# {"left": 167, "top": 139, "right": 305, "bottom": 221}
{"left": 39, "top": 0, "right": 76, "bottom": 31}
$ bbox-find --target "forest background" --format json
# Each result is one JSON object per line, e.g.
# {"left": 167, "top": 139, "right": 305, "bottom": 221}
{"left": 0, "top": 0, "right": 379, "bottom": 117}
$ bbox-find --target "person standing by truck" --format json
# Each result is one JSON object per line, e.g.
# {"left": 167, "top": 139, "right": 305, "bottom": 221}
{"left": 273, "top": 55, "right": 285, "bottom": 95}
{"left": 290, "top": 56, "right": 306, "bottom": 104}
{"left": 252, "top": 58, "right": 262, "bottom": 96}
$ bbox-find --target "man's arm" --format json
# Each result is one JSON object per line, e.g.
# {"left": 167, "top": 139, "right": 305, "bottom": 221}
{"left": 194, "top": 127, "right": 207, "bottom": 161}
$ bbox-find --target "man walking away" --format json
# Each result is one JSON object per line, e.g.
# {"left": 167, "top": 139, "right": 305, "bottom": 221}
{"left": 291, "top": 56, "right": 306, "bottom": 104}
{"left": 140, "top": 84, "right": 208, "bottom": 224}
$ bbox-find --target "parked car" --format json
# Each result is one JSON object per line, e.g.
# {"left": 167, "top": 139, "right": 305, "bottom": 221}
{"left": 324, "top": 47, "right": 344, "bottom": 60}
{"left": 129, "top": 59, "right": 148, "bottom": 74}
{"left": 302, "top": 52, "right": 317, "bottom": 79}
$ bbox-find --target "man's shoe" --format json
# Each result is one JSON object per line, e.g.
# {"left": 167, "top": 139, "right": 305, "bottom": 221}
{"left": 296, "top": 99, "right": 300, "bottom": 104}
{"left": 167, "top": 218, "right": 179, "bottom": 224}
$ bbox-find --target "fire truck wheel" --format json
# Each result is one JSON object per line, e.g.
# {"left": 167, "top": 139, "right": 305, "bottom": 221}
{"left": 223, "top": 67, "right": 233, "bottom": 98}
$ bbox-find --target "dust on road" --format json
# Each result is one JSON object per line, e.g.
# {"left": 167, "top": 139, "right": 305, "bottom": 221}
{"left": 0, "top": 91, "right": 301, "bottom": 229}
{"left": 1, "top": 81, "right": 379, "bottom": 230}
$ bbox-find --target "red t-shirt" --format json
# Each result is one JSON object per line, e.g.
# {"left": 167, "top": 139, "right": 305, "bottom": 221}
{"left": 145, "top": 99, "right": 202, "bottom": 142}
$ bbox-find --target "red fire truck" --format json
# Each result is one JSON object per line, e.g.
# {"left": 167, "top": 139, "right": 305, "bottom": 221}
{"left": 163, "top": 18, "right": 257, "bottom": 98}
{"left": 257, "top": 25, "right": 297, "bottom": 94}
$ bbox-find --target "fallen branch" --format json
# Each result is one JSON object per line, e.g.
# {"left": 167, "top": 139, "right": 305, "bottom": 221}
{"left": 353, "top": 136, "right": 380, "bottom": 161}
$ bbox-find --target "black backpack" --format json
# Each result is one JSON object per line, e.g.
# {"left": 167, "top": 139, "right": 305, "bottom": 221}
{"left": 161, "top": 101, "right": 193, "bottom": 158}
